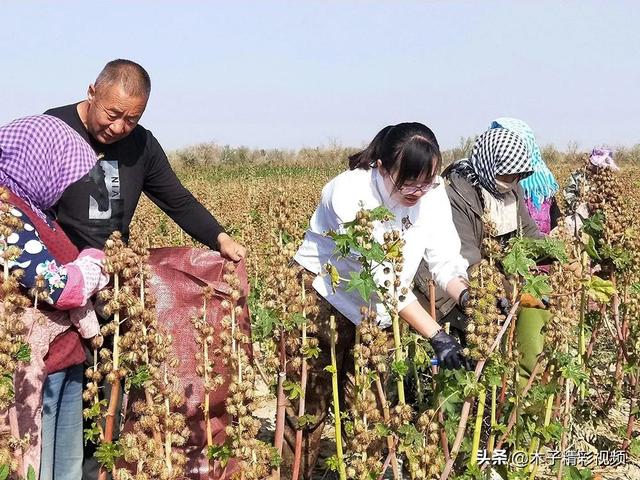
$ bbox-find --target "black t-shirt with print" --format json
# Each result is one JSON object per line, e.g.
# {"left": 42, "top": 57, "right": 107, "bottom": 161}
{"left": 44, "top": 103, "right": 224, "bottom": 250}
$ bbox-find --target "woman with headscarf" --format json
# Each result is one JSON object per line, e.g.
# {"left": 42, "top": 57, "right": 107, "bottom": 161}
{"left": 0, "top": 115, "right": 109, "bottom": 479}
{"left": 489, "top": 118, "right": 560, "bottom": 234}
{"left": 442, "top": 127, "right": 541, "bottom": 267}
{"left": 564, "top": 147, "right": 619, "bottom": 236}
{"left": 414, "top": 127, "right": 543, "bottom": 369}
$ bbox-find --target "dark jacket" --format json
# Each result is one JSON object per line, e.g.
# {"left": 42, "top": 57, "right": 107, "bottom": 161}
{"left": 414, "top": 167, "right": 542, "bottom": 322}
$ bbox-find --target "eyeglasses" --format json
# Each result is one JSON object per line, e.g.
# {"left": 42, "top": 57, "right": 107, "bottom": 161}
{"left": 390, "top": 176, "right": 439, "bottom": 196}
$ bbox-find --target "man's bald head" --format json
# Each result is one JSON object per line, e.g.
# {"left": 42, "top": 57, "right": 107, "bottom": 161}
{"left": 94, "top": 59, "right": 151, "bottom": 99}
{"left": 80, "top": 59, "right": 150, "bottom": 144}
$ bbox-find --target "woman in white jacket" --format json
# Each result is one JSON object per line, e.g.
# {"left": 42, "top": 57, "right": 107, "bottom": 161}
{"left": 285, "top": 122, "right": 471, "bottom": 478}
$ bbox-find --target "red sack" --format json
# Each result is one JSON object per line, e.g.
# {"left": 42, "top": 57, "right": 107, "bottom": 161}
{"left": 122, "top": 247, "right": 252, "bottom": 479}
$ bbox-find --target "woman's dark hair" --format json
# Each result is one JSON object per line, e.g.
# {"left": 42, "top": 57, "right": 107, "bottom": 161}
{"left": 348, "top": 122, "right": 442, "bottom": 189}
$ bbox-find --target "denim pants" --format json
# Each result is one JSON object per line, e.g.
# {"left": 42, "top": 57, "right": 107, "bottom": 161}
{"left": 40, "top": 364, "right": 84, "bottom": 480}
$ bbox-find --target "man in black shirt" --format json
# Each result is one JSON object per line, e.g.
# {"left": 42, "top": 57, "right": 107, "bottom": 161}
{"left": 46, "top": 58, "right": 245, "bottom": 259}
{"left": 45, "top": 59, "right": 246, "bottom": 479}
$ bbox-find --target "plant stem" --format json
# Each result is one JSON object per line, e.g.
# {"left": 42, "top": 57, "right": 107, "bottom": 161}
{"left": 375, "top": 375, "right": 400, "bottom": 479}
{"left": 203, "top": 297, "right": 213, "bottom": 450}
{"left": 330, "top": 315, "right": 347, "bottom": 480}
{"left": 164, "top": 365, "right": 173, "bottom": 473}
{"left": 391, "top": 311, "right": 405, "bottom": 405}
{"left": 273, "top": 334, "right": 287, "bottom": 455}
{"left": 622, "top": 372, "right": 639, "bottom": 450}
{"left": 431, "top": 364, "right": 450, "bottom": 462}
{"left": 494, "top": 360, "right": 542, "bottom": 451}
{"left": 487, "top": 384, "right": 497, "bottom": 456}
{"left": 100, "top": 274, "right": 121, "bottom": 480}
{"left": 528, "top": 392, "right": 554, "bottom": 480}
{"left": 578, "top": 281, "right": 586, "bottom": 401}
{"left": 292, "top": 280, "right": 309, "bottom": 480}
{"left": 470, "top": 386, "right": 486, "bottom": 466}
{"left": 556, "top": 378, "right": 571, "bottom": 480}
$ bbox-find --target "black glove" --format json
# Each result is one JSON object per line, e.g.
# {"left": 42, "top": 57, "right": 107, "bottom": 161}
{"left": 458, "top": 288, "right": 470, "bottom": 310}
{"left": 430, "top": 330, "right": 471, "bottom": 370}
{"left": 497, "top": 297, "right": 512, "bottom": 316}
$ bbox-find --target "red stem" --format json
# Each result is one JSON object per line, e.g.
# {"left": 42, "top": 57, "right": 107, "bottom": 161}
{"left": 272, "top": 334, "right": 287, "bottom": 479}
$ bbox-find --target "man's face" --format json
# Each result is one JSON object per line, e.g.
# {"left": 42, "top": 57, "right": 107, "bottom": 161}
{"left": 84, "top": 83, "right": 148, "bottom": 144}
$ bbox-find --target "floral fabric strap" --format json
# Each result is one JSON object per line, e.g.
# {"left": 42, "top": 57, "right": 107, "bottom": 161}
{"left": 0, "top": 205, "right": 108, "bottom": 312}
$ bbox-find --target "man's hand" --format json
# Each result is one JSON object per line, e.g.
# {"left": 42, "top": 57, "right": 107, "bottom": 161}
{"left": 217, "top": 233, "right": 247, "bottom": 261}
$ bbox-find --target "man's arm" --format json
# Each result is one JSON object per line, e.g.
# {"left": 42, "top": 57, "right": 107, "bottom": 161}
{"left": 142, "top": 133, "right": 245, "bottom": 259}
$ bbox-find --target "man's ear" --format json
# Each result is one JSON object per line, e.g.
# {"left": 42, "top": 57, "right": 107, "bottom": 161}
{"left": 87, "top": 84, "right": 96, "bottom": 103}
{"left": 375, "top": 159, "right": 382, "bottom": 169}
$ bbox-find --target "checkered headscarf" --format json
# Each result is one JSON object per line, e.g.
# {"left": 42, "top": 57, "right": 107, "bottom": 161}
{"left": 454, "top": 127, "right": 533, "bottom": 199}
{"left": 491, "top": 118, "right": 558, "bottom": 208}
{"left": 0, "top": 115, "right": 97, "bottom": 219}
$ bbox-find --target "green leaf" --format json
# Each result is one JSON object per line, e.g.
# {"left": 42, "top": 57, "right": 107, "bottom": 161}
{"left": 631, "top": 282, "right": 640, "bottom": 296}
{"left": 600, "top": 244, "right": 633, "bottom": 270}
{"left": 27, "top": 465, "right": 36, "bottom": 480}
{"left": 503, "top": 237, "right": 568, "bottom": 277}
{"left": 94, "top": 441, "right": 122, "bottom": 471}
{"left": 0, "top": 373, "right": 15, "bottom": 400}
{"left": 288, "top": 312, "right": 307, "bottom": 329}
{"left": 502, "top": 243, "right": 536, "bottom": 277}
{"left": 208, "top": 443, "right": 232, "bottom": 466}
{"left": 326, "top": 263, "right": 341, "bottom": 291}
{"left": 581, "top": 211, "right": 604, "bottom": 237}
{"left": 0, "top": 465, "right": 9, "bottom": 480}
{"left": 522, "top": 273, "right": 552, "bottom": 298}
{"left": 482, "top": 361, "right": 505, "bottom": 387}
{"left": 281, "top": 231, "right": 293, "bottom": 246}
{"left": 297, "top": 414, "right": 317, "bottom": 429}
{"left": 459, "top": 371, "right": 481, "bottom": 397}
{"left": 301, "top": 344, "right": 320, "bottom": 359}
{"left": 283, "top": 380, "right": 303, "bottom": 400}
{"left": 128, "top": 365, "right": 151, "bottom": 389}
{"left": 250, "top": 304, "right": 279, "bottom": 342}
{"left": 584, "top": 234, "right": 601, "bottom": 261}
{"left": 629, "top": 437, "right": 640, "bottom": 458}
{"left": 14, "top": 342, "right": 31, "bottom": 363}
{"left": 324, "top": 365, "right": 337, "bottom": 374}
{"left": 375, "top": 422, "right": 391, "bottom": 437}
{"left": 360, "top": 242, "right": 386, "bottom": 263}
{"left": 269, "top": 446, "right": 282, "bottom": 468}
{"left": 563, "top": 466, "right": 593, "bottom": 480}
{"left": 328, "top": 233, "right": 356, "bottom": 257}
{"left": 84, "top": 399, "right": 108, "bottom": 420}
{"left": 345, "top": 270, "right": 377, "bottom": 302}
{"left": 385, "top": 241, "right": 402, "bottom": 260}
{"left": 397, "top": 424, "right": 423, "bottom": 448}
{"left": 324, "top": 455, "right": 340, "bottom": 472}
{"left": 84, "top": 422, "right": 102, "bottom": 445}
{"left": 539, "top": 237, "right": 569, "bottom": 263}
{"left": 411, "top": 341, "right": 428, "bottom": 367}
{"left": 391, "top": 360, "right": 409, "bottom": 378}
{"left": 541, "top": 421, "right": 565, "bottom": 442}
{"left": 369, "top": 206, "right": 394, "bottom": 221}
{"left": 583, "top": 276, "right": 616, "bottom": 303}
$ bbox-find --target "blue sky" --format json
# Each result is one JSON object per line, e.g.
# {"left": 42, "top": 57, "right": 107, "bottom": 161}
{"left": 1, "top": 1, "right": 638, "bottom": 151}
